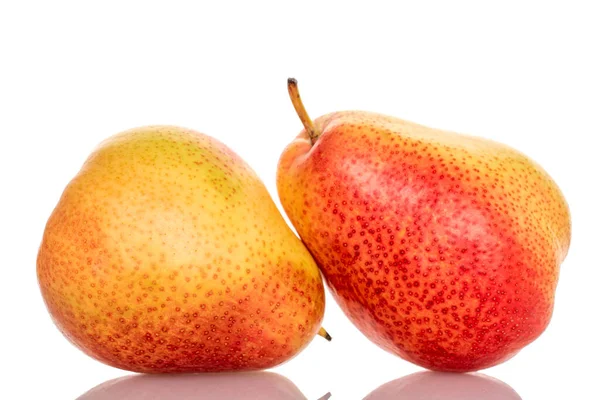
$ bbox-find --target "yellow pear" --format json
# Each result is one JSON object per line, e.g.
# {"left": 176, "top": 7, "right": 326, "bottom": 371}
{"left": 38, "top": 125, "right": 327, "bottom": 373}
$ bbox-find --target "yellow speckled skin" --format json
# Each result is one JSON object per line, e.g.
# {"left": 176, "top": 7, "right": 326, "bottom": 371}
{"left": 37, "top": 126, "right": 325, "bottom": 373}
{"left": 278, "top": 111, "right": 571, "bottom": 371}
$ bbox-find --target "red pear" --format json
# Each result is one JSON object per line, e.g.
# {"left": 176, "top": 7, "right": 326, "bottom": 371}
{"left": 277, "top": 79, "right": 570, "bottom": 372}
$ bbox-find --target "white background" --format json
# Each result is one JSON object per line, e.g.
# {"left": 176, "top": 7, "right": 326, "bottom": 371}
{"left": 1, "top": 1, "right": 599, "bottom": 399}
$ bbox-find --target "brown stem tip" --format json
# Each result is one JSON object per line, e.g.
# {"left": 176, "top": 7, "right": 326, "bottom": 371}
{"left": 287, "top": 77, "right": 318, "bottom": 144}
{"left": 318, "top": 392, "right": 332, "bottom": 400}
{"left": 318, "top": 327, "right": 332, "bottom": 341}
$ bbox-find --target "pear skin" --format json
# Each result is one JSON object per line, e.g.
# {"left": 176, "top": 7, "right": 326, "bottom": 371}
{"left": 277, "top": 79, "right": 570, "bottom": 372}
{"left": 38, "top": 126, "right": 326, "bottom": 373}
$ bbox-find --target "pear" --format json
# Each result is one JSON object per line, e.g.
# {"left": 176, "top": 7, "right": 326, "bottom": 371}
{"left": 277, "top": 79, "right": 570, "bottom": 372}
{"left": 37, "top": 126, "right": 328, "bottom": 373}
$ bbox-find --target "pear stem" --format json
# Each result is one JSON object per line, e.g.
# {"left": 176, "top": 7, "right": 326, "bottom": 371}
{"left": 318, "top": 327, "right": 332, "bottom": 341}
{"left": 287, "top": 78, "right": 318, "bottom": 144}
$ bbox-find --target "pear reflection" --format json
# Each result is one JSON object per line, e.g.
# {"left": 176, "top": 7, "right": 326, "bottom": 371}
{"left": 364, "top": 371, "right": 521, "bottom": 400}
{"left": 77, "top": 371, "right": 311, "bottom": 400}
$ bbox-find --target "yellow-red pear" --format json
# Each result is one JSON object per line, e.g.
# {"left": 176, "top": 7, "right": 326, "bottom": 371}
{"left": 38, "top": 125, "right": 327, "bottom": 373}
